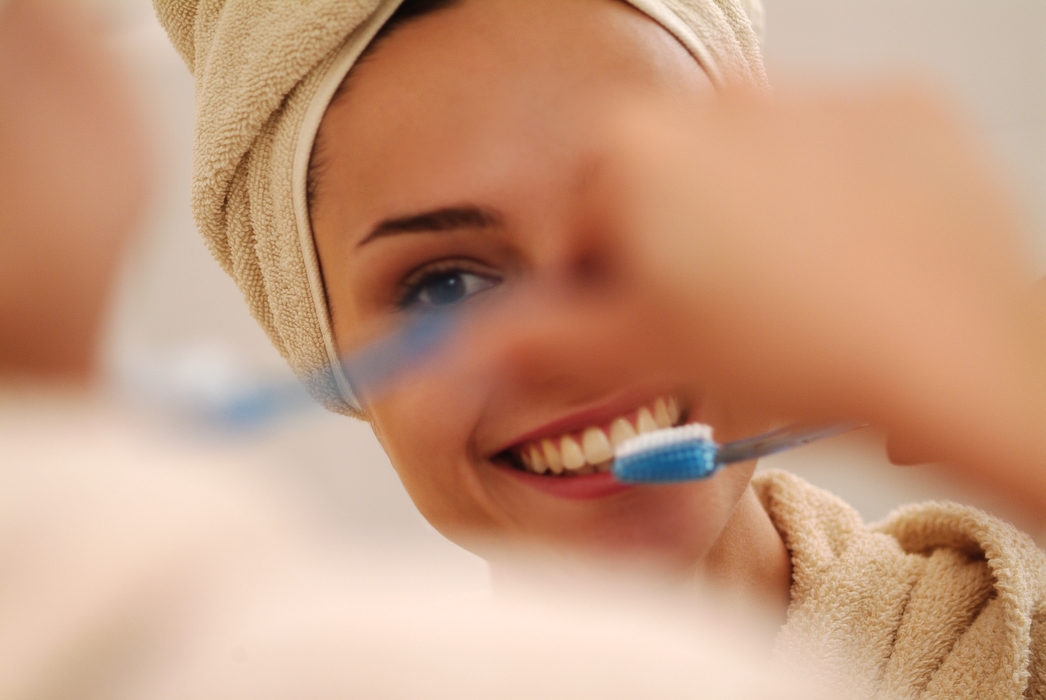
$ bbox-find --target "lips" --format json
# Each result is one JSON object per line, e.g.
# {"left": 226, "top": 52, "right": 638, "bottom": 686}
{"left": 499, "top": 396, "right": 683, "bottom": 477}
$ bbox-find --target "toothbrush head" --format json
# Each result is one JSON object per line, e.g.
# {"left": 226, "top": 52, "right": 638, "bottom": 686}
{"left": 612, "top": 424, "right": 719, "bottom": 484}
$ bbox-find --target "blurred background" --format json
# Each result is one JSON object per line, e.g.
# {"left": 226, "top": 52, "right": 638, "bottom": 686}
{"left": 88, "top": 0, "right": 1046, "bottom": 581}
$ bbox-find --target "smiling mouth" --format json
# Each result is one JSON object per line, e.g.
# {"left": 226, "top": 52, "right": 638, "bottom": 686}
{"left": 498, "top": 396, "right": 685, "bottom": 477}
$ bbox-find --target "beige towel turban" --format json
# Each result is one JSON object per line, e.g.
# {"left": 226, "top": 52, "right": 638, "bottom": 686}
{"left": 154, "top": 0, "right": 767, "bottom": 416}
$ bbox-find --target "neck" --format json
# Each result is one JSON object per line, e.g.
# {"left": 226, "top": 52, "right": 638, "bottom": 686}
{"left": 696, "top": 485, "right": 792, "bottom": 623}
{"left": 488, "top": 483, "right": 793, "bottom": 626}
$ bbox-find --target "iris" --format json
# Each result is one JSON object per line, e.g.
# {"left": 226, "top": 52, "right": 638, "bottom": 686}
{"left": 404, "top": 270, "right": 498, "bottom": 309}
{"left": 423, "top": 272, "right": 467, "bottom": 305}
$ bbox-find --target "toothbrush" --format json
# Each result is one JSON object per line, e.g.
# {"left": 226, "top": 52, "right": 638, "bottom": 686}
{"left": 341, "top": 309, "right": 459, "bottom": 399}
{"left": 133, "top": 309, "right": 461, "bottom": 431}
{"left": 612, "top": 422, "right": 864, "bottom": 484}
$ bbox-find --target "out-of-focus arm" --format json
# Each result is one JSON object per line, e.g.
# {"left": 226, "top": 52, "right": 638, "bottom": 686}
{"left": 0, "top": 0, "right": 149, "bottom": 380}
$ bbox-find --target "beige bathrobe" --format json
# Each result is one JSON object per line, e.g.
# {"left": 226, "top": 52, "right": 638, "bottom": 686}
{"left": 754, "top": 470, "right": 1046, "bottom": 700}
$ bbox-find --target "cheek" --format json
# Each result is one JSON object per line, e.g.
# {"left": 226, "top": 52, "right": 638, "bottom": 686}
{"left": 366, "top": 366, "right": 499, "bottom": 538}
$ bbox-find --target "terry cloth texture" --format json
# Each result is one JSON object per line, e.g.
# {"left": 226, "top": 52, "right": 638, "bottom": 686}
{"left": 153, "top": 0, "right": 768, "bottom": 416}
{"left": 753, "top": 470, "right": 1046, "bottom": 700}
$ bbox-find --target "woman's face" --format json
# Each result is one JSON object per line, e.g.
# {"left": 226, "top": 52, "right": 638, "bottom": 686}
{"left": 311, "top": 0, "right": 769, "bottom": 569}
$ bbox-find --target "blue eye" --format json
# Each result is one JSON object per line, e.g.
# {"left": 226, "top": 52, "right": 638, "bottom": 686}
{"left": 402, "top": 269, "right": 498, "bottom": 309}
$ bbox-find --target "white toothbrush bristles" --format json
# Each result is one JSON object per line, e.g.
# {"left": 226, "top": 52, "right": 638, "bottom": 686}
{"left": 615, "top": 423, "right": 715, "bottom": 459}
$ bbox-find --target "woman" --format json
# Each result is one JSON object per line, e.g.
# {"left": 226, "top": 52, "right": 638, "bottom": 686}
{"left": 156, "top": 1, "right": 1045, "bottom": 696}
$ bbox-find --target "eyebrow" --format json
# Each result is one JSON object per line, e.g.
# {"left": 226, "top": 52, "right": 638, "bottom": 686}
{"left": 357, "top": 206, "right": 502, "bottom": 247}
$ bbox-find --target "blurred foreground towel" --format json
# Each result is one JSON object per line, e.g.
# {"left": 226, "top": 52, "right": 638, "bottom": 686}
{"left": 153, "top": 0, "right": 767, "bottom": 415}
{"left": 755, "top": 470, "right": 1046, "bottom": 700}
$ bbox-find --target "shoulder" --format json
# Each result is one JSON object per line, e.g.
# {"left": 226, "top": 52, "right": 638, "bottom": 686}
{"left": 752, "top": 469, "right": 907, "bottom": 602}
{"left": 880, "top": 498, "right": 1046, "bottom": 698}
{"left": 880, "top": 499, "right": 1046, "bottom": 699}
{"left": 1033, "top": 607, "right": 1046, "bottom": 700}
{"left": 755, "top": 469, "right": 1046, "bottom": 699}
{"left": 753, "top": 468, "right": 1046, "bottom": 589}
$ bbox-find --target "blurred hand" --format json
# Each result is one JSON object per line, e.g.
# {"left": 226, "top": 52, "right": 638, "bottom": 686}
{"left": 447, "top": 85, "right": 1046, "bottom": 518}
{"left": 0, "top": 0, "right": 150, "bottom": 380}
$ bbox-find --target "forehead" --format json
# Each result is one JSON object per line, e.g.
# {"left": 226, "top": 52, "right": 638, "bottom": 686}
{"left": 313, "top": 0, "right": 709, "bottom": 236}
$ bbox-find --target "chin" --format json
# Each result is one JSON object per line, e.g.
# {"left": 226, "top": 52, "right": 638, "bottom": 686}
{"left": 484, "top": 477, "right": 746, "bottom": 574}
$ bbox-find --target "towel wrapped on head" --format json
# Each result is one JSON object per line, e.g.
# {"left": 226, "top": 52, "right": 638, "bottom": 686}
{"left": 154, "top": 0, "right": 767, "bottom": 416}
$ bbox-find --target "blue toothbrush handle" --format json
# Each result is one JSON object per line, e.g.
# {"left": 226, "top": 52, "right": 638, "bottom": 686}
{"left": 612, "top": 422, "right": 866, "bottom": 484}
{"left": 716, "top": 423, "right": 865, "bottom": 465}
{"left": 192, "top": 311, "right": 459, "bottom": 430}
{"left": 341, "top": 310, "right": 459, "bottom": 399}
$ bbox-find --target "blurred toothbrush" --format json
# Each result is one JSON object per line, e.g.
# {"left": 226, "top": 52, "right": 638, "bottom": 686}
{"left": 612, "top": 422, "right": 865, "bottom": 484}
{"left": 135, "top": 309, "right": 461, "bottom": 431}
{"left": 341, "top": 309, "right": 459, "bottom": 400}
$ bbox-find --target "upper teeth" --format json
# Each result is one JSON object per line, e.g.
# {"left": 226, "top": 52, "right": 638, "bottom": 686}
{"left": 516, "top": 397, "right": 680, "bottom": 476}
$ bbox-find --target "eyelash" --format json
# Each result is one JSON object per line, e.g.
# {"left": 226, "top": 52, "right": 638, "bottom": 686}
{"left": 396, "top": 259, "right": 502, "bottom": 310}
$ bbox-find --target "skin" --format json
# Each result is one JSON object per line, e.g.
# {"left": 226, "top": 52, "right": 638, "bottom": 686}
{"left": 311, "top": 0, "right": 791, "bottom": 607}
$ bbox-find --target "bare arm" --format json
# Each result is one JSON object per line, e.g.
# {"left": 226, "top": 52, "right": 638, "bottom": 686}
{"left": 0, "top": 0, "right": 149, "bottom": 380}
